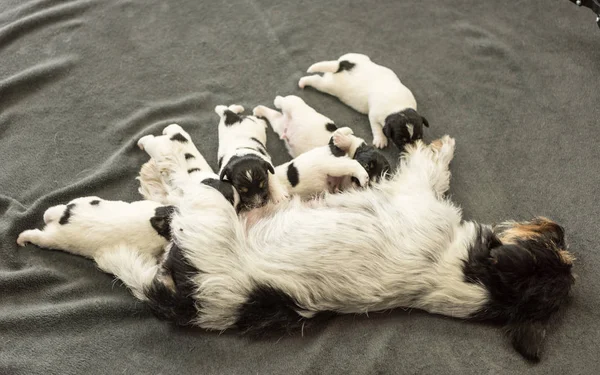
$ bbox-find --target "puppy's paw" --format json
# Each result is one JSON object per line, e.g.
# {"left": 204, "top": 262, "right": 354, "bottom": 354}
{"left": 228, "top": 105, "right": 244, "bottom": 114}
{"left": 215, "top": 105, "right": 228, "bottom": 116}
{"left": 353, "top": 169, "right": 370, "bottom": 187}
{"left": 372, "top": 135, "right": 388, "bottom": 149}
{"left": 162, "top": 124, "right": 184, "bottom": 136}
{"left": 273, "top": 96, "right": 284, "bottom": 109}
{"left": 43, "top": 204, "right": 67, "bottom": 224}
{"left": 436, "top": 135, "right": 456, "bottom": 164}
{"left": 252, "top": 105, "right": 268, "bottom": 118}
{"left": 137, "top": 135, "right": 155, "bottom": 150}
{"left": 270, "top": 189, "right": 290, "bottom": 204}
{"left": 298, "top": 76, "right": 311, "bottom": 89}
{"left": 332, "top": 127, "right": 354, "bottom": 151}
{"left": 17, "top": 229, "right": 40, "bottom": 247}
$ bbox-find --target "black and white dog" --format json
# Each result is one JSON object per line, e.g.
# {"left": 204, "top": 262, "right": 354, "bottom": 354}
{"left": 18, "top": 136, "right": 574, "bottom": 362}
{"left": 254, "top": 95, "right": 391, "bottom": 182}
{"left": 137, "top": 124, "right": 240, "bottom": 209}
{"left": 299, "top": 53, "right": 429, "bottom": 150}
{"left": 216, "top": 105, "right": 288, "bottom": 210}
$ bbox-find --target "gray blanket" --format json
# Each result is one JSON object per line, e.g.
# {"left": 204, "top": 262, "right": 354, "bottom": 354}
{"left": 1, "top": 1, "right": 599, "bottom": 374}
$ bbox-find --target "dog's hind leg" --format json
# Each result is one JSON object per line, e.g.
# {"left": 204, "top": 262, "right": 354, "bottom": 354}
{"left": 306, "top": 60, "right": 341, "bottom": 74}
{"left": 298, "top": 74, "right": 338, "bottom": 96}
{"left": 253, "top": 105, "right": 286, "bottom": 138}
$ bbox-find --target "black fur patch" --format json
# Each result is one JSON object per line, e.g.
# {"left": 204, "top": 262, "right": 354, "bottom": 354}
{"left": 144, "top": 243, "right": 199, "bottom": 326}
{"left": 353, "top": 142, "right": 391, "bottom": 182}
{"left": 59, "top": 203, "right": 75, "bottom": 225}
{"left": 170, "top": 133, "right": 188, "bottom": 143}
{"left": 150, "top": 205, "right": 176, "bottom": 240}
{"left": 202, "top": 178, "right": 236, "bottom": 206}
{"left": 463, "top": 225, "right": 574, "bottom": 361}
{"left": 224, "top": 110, "right": 242, "bottom": 126}
{"left": 287, "top": 163, "right": 299, "bottom": 187}
{"left": 383, "top": 109, "right": 429, "bottom": 150}
{"left": 336, "top": 60, "right": 355, "bottom": 73}
{"left": 235, "top": 285, "right": 307, "bottom": 335}
{"left": 184, "top": 153, "right": 195, "bottom": 160}
{"left": 325, "top": 123, "right": 337, "bottom": 132}
{"left": 218, "top": 156, "right": 224, "bottom": 170}
{"left": 89, "top": 200, "right": 100, "bottom": 206}
{"left": 328, "top": 136, "right": 346, "bottom": 157}
{"left": 188, "top": 168, "right": 201, "bottom": 173}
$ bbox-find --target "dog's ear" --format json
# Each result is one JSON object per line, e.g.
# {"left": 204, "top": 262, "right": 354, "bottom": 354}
{"left": 261, "top": 160, "right": 274, "bottom": 174}
{"left": 422, "top": 116, "right": 430, "bottom": 128}
{"left": 220, "top": 166, "right": 231, "bottom": 181}
{"left": 506, "top": 320, "right": 546, "bottom": 362}
{"left": 382, "top": 123, "right": 393, "bottom": 139}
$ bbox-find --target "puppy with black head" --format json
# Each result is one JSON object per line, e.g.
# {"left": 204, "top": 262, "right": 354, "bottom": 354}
{"left": 299, "top": 53, "right": 429, "bottom": 150}
{"left": 216, "top": 104, "right": 288, "bottom": 211}
{"left": 253, "top": 95, "right": 390, "bottom": 182}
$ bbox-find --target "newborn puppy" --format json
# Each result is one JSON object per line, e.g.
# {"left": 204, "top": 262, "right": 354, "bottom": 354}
{"left": 138, "top": 124, "right": 240, "bottom": 210}
{"left": 253, "top": 96, "right": 391, "bottom": 182}
{"left": 299, "top": 53, "right": 429, "bottom": 150}
{"left": 216, "top": 104, "right": 288, "bottom": 210}
{"left": 274, "top": 127, "right": 369, "bottom": 198}
{"left": 17, "top": 196, "right": 170, "bottom": 259}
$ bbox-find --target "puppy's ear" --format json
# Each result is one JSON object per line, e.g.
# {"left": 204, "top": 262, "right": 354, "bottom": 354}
{"left": 422, "top": 116, "right": 430, "bottom": 128}
{"left": 262, "top": 160, "right": 275, "bottom": 174}
{"left": 382, "top": 124, "right": 393, "bottom": 139}
{"left": 506, "top": 321, "right": 546, "bottom": 362}
{"left": 220, "top": 166, "right": 231, "bottom": 181}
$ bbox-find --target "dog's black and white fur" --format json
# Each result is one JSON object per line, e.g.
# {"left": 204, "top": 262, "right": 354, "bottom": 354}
{"left": 273, "top": 127, "right": 370, "bottom": 198}
{"left": 299, "top": 53, "right": 429, "bottom": 150}
{"left": 18, "top": 136, "right": 574, "bottom": 362}
{"left": 254, "top": 95, "right": 391, "bottom": 182}
{"left": 216, "top": 105, "right": 288, "bottom": 210}
{"left": 137, "top": 124, "right": 240, "bottom": 210}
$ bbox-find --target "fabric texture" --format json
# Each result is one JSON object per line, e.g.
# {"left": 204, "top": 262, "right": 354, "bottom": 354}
{"left": 1, "top": 1, "right": 599, "bottom": 374}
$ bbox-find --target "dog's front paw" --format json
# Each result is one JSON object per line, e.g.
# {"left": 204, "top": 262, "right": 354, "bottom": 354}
{"left": 162, "top": 124, "right": 185, "bottom": 137}
{"left": 372, "top": 135, "right": 388, "bottom": 149}
{"left": 354, "top": 169, "right": 370, "bottom": 187}
{"left": 137, "top": 135, "right": 155, "bottom": 150}
{"left": 298, "top": 76, "right": 311, "bottom": 89}
{"left": 431, "top": 135, "right": 455, "bottom": 162}
{"left": 332, "top": 127, "right": 354, "bottom": 151}
{"left": 17, "top": 229, "right": 39, "bottom": 247}
{"left": 252, "top": 105, "right": 268, "bottom": 118}
{"left": 228, "top": 105, "right": 244, "bottom": 114}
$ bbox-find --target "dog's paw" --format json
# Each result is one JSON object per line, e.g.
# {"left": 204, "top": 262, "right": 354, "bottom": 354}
{"left": 354, "top": 169, "right": 370, "bottom": 187}
{"left": 273, "top": 96, "right": 284, "bottom": 109}
{"left": 215, "top": 105, "right": 228, "bottom": 116}
{"left": 162, "top": 124, "right": 185, "bottom": 137}
{"left": 332, "top": 127, "right": 354, "bottom": 151}
{"left": 137, "top": 135, "right": 155, "bottom": 150}
{"left": 372, "top": 135, "right": 388, "bottom": 149}
{"left": 270, "top": 189, "right": 290, "bottom": 204}
{"left": 228, "top": 105, "right": 244, "bottom": 114}
{"left": 252, "top": 105, "right": 268, "bottom": 118}
{"left": 298, "top": 76, "right": 311, "bottom": 89}
{"left": 17, "top": 229, "right": 39, "bottom": 247}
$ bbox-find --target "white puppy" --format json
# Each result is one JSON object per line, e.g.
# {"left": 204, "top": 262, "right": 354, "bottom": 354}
{"left": 17, "top": 196, "right": 170, "bottom": 260}
{"left": 137, "top": 124, "right": 240, "bottom": 209}
{"left": 216, "top": 104, "right": 288, "bottom": 210}
{"left": 299, "top": 53, "right": 429, "bottom": 150}
{"left": 273, "top": 127, "right": 370, "bottom": 198}
{"left": 254, "top": 95, "right": 391, "bottom": 182}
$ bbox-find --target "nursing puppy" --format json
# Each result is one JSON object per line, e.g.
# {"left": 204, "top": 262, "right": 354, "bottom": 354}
{"left": 137, "top": 124, "right": 240, "bottom": 210}
{"left": 19, "top": 137, "right": 574, "bottom": 362}
{"left": 299, "top": 53, "right": 429, "bottom": 150}
{"left": 274, "top": 127, "right": 370, "bottom": 198}
{"left": 216, "top": 104, "right": 288, "bottom": 210}
{"left": 254, "top": 96, "right": 390, "bottom": 182}
{"left": 17, "top": 196, "right": 171, "bottom": 261}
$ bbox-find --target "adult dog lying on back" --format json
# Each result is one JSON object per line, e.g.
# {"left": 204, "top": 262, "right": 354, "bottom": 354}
{"left": 19, "top": 136, "right": 574, "bottom": 362}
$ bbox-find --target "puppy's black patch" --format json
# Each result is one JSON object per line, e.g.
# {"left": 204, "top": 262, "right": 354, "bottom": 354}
{"left": 325, "top": 123, "right": 337, "bottom": 132}
{"left": 59, "top": 203, "right": 76, "bottom": 225}
{"left": 150, "top": 205, "right": 176, "bottom": 240}
{"left": 218, "top": 156, "right": 224, "bottom": 170}
{"left": 464, "top": 225, "right": 574, "bottom": 362}
{"left": 89, "top": 200, "right": 100, "bottom": 206}
{"left": 287, "top": 163, "right": 299, "bottom": 187}
{"left": 353, "top": 142, "right": 391, "bottom": 182}
{"left": 383, "top": 109, "right": 429, "bottom": 150}
{"left": 336, "top": 60, "right": 355, "bottom": 73}
{"left": 188, "top": 168, "right": 201, "bottom": 174}
{"left": 220, "top": 154, "right": 273, "bottom": 210}
{"left": 184, "top": 153, "right": 195, "bottom": 160}
{"left": 328, "top": 136, "right": 346, "bottom": 157}
{"left": 202, "top": 178, "right": 237, "bottom": 206}
{"left": 170, "top": 133, "right": 188, "bottom": 143}
{"left": 224, "top": 110, "right": 242, "bottom": 126}
{"left": 144, "top": 243, "right": 199, "bottom": 326}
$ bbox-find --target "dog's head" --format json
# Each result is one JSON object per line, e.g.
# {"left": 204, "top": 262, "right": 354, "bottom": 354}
{"left": 383, "top": 109, "right": 429, "bottom": 150}
{"left": 465, "top": 218, "right": 574, "bottom": 362}
{"left": 220, "top": 155, "right": 273, "bottom": 210}
{"left": 353, "top": 142, "right": 391, "bottom": 182}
